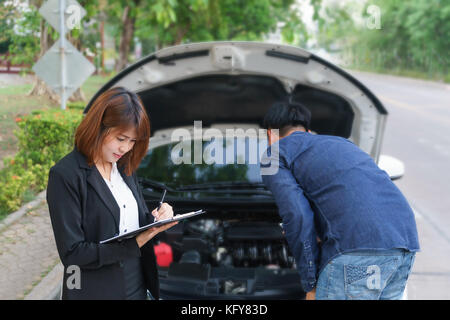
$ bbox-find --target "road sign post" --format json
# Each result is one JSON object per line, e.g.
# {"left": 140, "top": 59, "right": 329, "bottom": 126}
{"left": 59, "top": 0, "right": 66, "bottom": 110}
{"left": 33, "top": 0, "right": 94, "bottom": 110}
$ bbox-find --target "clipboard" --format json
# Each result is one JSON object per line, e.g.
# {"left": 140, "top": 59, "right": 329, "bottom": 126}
{"left": 100, "top": 209, "right": 206, "bottom": 244}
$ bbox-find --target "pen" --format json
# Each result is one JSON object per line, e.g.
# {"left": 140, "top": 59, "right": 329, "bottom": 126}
{"left": 157, "top": 189, "right": 167, "bottom": 212}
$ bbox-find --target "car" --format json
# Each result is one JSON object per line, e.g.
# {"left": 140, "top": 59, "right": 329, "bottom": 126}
{"left": 85, "top": 41, "right": 402, "bottom": 299}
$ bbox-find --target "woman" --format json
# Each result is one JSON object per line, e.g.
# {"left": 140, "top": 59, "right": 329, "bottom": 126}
{"left": 46, "top": 87, "right": 177, "bottom": 300}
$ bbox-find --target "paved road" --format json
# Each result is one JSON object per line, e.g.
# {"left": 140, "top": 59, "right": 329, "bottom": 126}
{"left": 349, "top": 71, "right": 450, "bottom": 299}
{"left": 0, "top": 74, "right": 33, "bottom": 88}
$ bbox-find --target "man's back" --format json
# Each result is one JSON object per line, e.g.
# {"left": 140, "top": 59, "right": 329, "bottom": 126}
{"left": 265, "top": 131, "right": 420, "bottom": 273}
{"left": 261, "top": 100, "right": 419, "bottom": 298}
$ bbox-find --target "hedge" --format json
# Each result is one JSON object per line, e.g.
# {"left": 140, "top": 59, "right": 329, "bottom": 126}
{"left": 0, "top": 105, "right": 83, "bottom": 217}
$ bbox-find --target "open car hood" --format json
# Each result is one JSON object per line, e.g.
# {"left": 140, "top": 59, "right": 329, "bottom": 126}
{"left": 85, "top": 41, "right": 387, "bottom": 162}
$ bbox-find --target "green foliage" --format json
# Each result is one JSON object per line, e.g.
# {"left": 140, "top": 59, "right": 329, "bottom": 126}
{"left": 132, "top": 0, "right": 305, "bottom": 51}
{"left": 5, "top": 5, "right": 41, "bottom": 69}
{"left": 0, "top": 157, "right": 37, "bottom": 217}
{"left": 3, "top": 0, "right": 100, "bottom": 73}
{"left": 0, "top": 1, "right": 15, "bottom": 53}
{"left": 15, "top": 108, "right": 82, "bottom": 165}
{"left": 314, "top": 0, "right": 450, "bottom": 81}
{"left": 0, "top": 108, "right": 83, "bottom": 216}
{"left": 66, "top": 0, "right": 100, "bottom": 54}
{"left": 4, "top": 0, "right": 308, "bottom": 74}
{"left": 67, "top": 101, "right": 86, "bottom": 110}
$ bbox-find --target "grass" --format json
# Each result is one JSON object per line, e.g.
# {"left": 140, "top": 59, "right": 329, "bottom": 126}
{"left": 82, "top": 73, "right": 115, "bottom": 98}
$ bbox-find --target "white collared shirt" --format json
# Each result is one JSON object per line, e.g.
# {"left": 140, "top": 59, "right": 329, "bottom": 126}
{"left": 103, "top": 162, "right": 140, "bottom": 235}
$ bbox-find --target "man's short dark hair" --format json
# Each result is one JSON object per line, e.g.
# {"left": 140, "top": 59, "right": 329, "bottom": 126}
{"left": 263, "top": 100, "right": 311, "bottom": 136}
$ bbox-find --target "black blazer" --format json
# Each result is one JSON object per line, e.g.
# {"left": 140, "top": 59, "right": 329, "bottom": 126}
{"left": 46, "top": 148, "right": 159, "bottom": 300}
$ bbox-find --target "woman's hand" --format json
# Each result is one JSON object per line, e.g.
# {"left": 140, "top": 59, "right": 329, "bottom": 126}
{"left": 152, "top": 203, "right": 173, "bottom": 222}
{"left": 135, "top": 203, "right": 177, "bottom": 248}
{"left": 135, "top": 221, "right": 178, "bottom": 248}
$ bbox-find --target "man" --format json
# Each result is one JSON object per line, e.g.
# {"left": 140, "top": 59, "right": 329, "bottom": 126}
{"left": 260, "top": 100, "right": 420, "bottom": 300}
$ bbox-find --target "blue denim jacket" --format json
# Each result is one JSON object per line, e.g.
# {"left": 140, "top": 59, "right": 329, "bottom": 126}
{"left": 261, "top": 131, "right": 420, "bottom": 292}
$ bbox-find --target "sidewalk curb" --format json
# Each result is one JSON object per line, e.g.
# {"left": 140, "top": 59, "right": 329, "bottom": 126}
{"left": 0, "top": 190, "right": 47, "bottom": 233}
{"left": 24, "top": 262, "right": 63, "bottom": 300}
{"left": 0, "top": 190, "right": 61, "bottom": 300}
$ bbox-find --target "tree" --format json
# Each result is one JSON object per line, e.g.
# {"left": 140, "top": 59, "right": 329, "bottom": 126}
{"left": 142, "top": 0, "right": 304, "bottom": 47}
{"left": 3, "top": 1, "right": 41, "bottom": 66}
{"left": 10, "top": 0, "right": 62, "bottom": 103}
{"left": 64, "top": 0, "right": 100, "bottom": 101}
{"left": 24, "top": 0, "right": 99, "bottom": 103}
{"left": 107, "top": 0, "right": 178, "bottom": 71}
{"left": 0, "top": 1, "right": 17, "bottom": 53}
{"left": 311, "top": 0, "right": 450, "bottom": 80}
{"left": 114, "top": 0, "right": 306, "bottom": 71}
{"left": 116, "top": 0, "right": 142, "bottom": 72}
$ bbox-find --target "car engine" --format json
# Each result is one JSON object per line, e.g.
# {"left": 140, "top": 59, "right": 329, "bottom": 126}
{"left": 164, "top": 219, "right": 296, "bottom": 269}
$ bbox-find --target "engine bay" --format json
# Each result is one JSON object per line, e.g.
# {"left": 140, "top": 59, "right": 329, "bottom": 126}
{"left": 171, "top": 219, "right": 296, "bottom": 269}
{"left": 155, "top": 217, "right": 304, "bottom": 298}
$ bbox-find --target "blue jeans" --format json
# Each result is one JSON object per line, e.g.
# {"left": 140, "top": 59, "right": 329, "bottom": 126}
{"left": 315, "top": 249, "right": 416, "bottom": 300}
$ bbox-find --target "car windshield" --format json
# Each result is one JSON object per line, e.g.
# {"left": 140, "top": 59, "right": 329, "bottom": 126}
{"left": 137, "top": 137, "right": 268, "bottom": 189}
